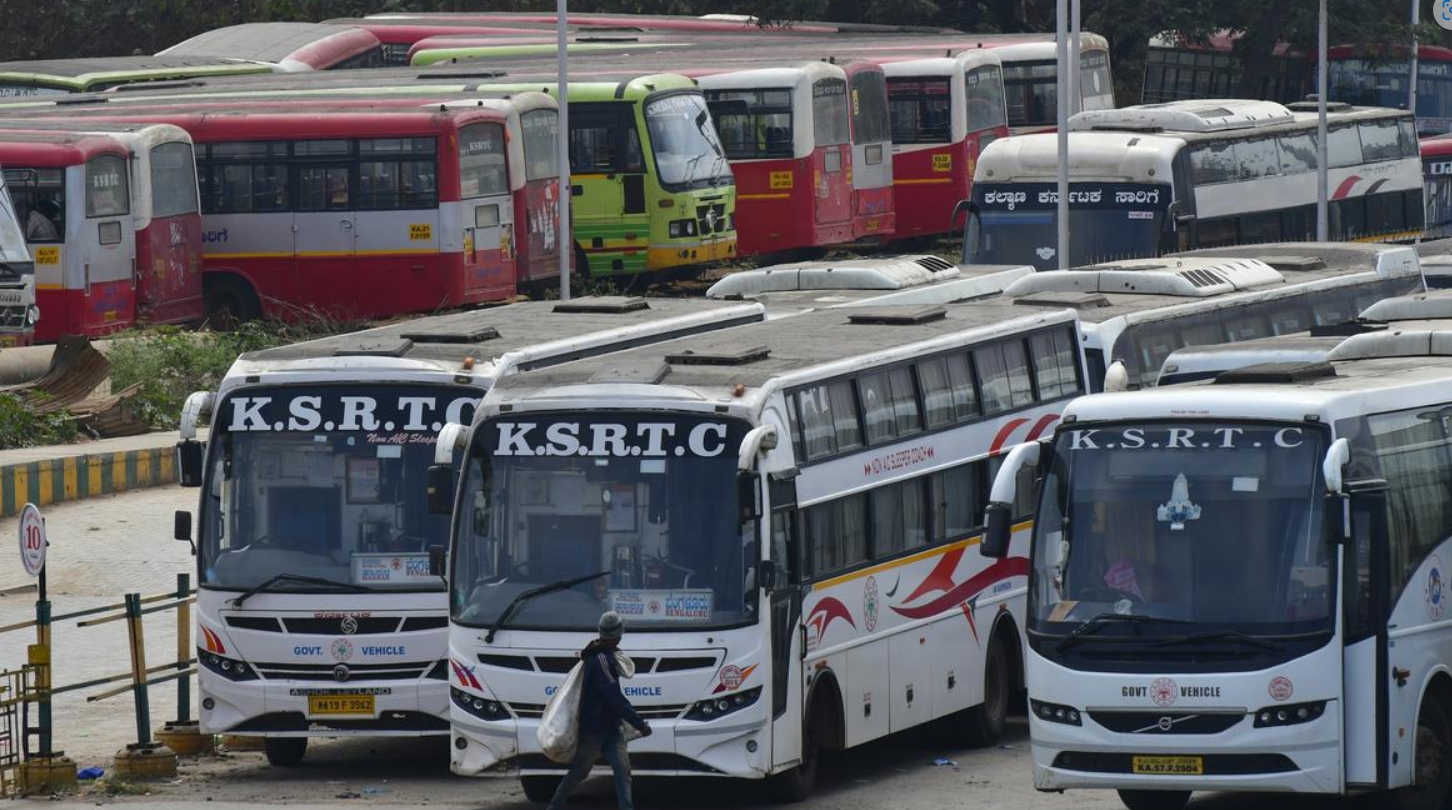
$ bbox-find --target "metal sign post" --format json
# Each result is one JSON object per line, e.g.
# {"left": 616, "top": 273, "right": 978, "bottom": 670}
{"left": 556, "top": 0, "right": 572, "bottom": 300}
{"left": 18, "top": 503, "right": 51, "bottom": 757}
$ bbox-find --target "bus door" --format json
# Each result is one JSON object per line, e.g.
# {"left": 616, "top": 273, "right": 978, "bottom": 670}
{"left": 137, "top": 142, "right": 204, "bottom": 325}
{"left": 569, "top": 104, "right": 649, "bottom": 273}
{"left": 811, "top": 80, "right": 853, "bottom": 231}
{"left": 767, "top": 478, "right": 805, "bottom": 771}
{"left": 1340, "top": 480, "right": 1390, "bottom": 788}
{"left": 80, "top": 155, "right": 136, "bottom": 333}
{"left": 294, "top": 150, "right": 357, "bottom": 272}
{"left": 456, "top": 125, "right": 513, "bottom": 300}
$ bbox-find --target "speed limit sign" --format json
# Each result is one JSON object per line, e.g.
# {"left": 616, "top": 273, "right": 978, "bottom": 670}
{"left": 18, "top": 502, "right": 45, "bottom": 577}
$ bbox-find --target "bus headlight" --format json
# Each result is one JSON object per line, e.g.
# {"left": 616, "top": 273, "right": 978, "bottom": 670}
{"left": 25, "top": 305, "right": 39, "bottom": 325}
{"left": 684, "top": 687, "right": 761, "bottom": 722}
{"left": 197, "top": 648, "right": 258, "bottom": 682}
{"left": 1253, "top": 700, "right": 1326, "bottom": 728}
{"left": 1029, "top": 699, "right": 1082, "bottom": 726}
{"left": 668, "top": 219, "right": 697, "bottom": 238}
{"left": 451, "top": 687, "right": 510, "bottom": 721}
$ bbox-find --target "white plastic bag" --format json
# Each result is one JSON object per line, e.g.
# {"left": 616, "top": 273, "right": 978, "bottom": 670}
{"left": 538, "top": 662, "right": 583, "bottom": 763}
{"left": 615, "top": 652, "right": 643, "bottom": 743}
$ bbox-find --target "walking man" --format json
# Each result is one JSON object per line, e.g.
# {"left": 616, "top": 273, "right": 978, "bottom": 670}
{"left": 547, "top": 611, "right": 652, "bottom": 810}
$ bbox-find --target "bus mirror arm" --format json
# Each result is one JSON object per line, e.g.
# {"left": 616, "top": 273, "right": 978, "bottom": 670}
{"left": 982, "top": 442, "right": 1041, "bottom": 559}
{"left": 1322, "top": 438, "right": 1350, "bottom": 495}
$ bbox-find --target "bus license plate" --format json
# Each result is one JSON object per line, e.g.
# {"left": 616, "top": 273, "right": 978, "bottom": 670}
{"left": 1131, "top": 756, "right": 1203, "bottom": 775}
{"left": 307, "top": 694, "right": 375, "bottom": 717}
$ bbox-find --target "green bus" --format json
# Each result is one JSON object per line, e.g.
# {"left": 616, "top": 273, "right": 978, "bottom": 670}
{"left": 0, "top": 69, "right": 739, "bottom": 278}
{"left": 0, "top": 57, "right": 278, "bottom": 98}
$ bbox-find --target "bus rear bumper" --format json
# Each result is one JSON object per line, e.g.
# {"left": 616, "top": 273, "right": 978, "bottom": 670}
{"left": 1030, "top": 718, "right": 1342, "bottom": 794}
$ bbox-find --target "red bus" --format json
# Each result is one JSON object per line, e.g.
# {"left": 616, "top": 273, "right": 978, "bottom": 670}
{"left": 881, "top": 51, "right": 1009, "bottom": 242}
{"left": 322, "top": 19, "right": 558, "bottom": 66}
{"left": 16, "top": 100, "right": 558, "bottom": 321}
{"left": 157, "top": 23, "right": 386, "bottom": 71}
{"left": 1424, "top": 136, "right": 1452, "bottom": 239}
{"left": 841, "top": 60, "right": 895, "bottom": 240}
{"left": 700, "top": 62, "right": 855, "bottom": 257}
{"left": 0, "top": 131, "right": 139, "bottom": 339}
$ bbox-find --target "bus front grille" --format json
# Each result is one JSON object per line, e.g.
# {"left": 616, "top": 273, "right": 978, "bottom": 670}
{"left": 1052, "top": 751, "right": 1297, "bottom": 775}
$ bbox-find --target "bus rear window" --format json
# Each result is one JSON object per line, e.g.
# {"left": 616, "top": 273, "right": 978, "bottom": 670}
{"left": 966, "top": 65, "right": 1007, "bottom": 131}
{"left": 812, "top": 79, "right": 850, "bottom": 146}
{"left": 887, "top": 77, "right": 952, "bottom": 144}
{"left": 520, "top": 109, "right": 559, "bottom": 181}
{"left": 458, "top": 123, "right": 508, "bottom": 199}
{"left": 85, "top": 155, "right": 129, "bottom": 218}
{"left": 706, "top": 88, "right": 794, "bottom": 160}
{"left": 849, "top": 70, "right": 891, "bottom": 145}
{"left": 151, "top": 142, "right": 199, "bottom": 218}
{"left": 5, "top": 168, "right": 64, "bottom": 243}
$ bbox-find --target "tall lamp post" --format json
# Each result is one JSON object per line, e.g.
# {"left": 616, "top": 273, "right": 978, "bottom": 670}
{"left": 556, "top": 0, "right": 572, "bottom": 299}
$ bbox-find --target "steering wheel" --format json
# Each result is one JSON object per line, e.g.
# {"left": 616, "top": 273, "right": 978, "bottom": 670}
{"left": 1073, "top": 586, "right": 1144, "bottom": 604}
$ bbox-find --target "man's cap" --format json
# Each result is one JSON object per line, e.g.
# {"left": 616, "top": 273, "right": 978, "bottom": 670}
{"left": 598, "top": 610, "right": 624, "bottom": 640}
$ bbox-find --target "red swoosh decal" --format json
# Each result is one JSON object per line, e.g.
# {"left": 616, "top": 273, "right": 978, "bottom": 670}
{"left": 806, "top": 597, "right": 856, "bottom": 642}
{"left": 1024, "top": 413, "right": 1061, "bottom": 442}
{"left": 902, "top": 546, "right": 965, "bottom": 604}
{"left": 989, "top": 417, "right": 1031, "bottom": 456}
{"left": 1332, "top": 175, "right": 1362, "bottom": 200}
{"left": 890, "top": 557, "right": 1030, "bottom": 620}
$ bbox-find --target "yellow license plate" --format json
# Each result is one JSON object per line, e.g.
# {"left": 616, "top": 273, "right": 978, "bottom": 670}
{"left": 307, "top": 694, "right": 375, "bottom": 716}
{"left": 1131, "top": 756, "right": 1204, "bottom": 775}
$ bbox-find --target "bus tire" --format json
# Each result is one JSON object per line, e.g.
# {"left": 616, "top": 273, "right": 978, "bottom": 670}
{"left": 204, "top": 276, "right": 261, "bottom": 327}
{"left": 520, "top": 775, "right": 560, "bottom": 804}
{"left": 1396, "top": 691, "right": 1452, "bottom": 810}
{"left": 263, "top": 737, "right": 307, "bottom": 767}
{"left": 1116, "top": 789, "right": 1191, "bottom": 810}
{"left": 960, "top": 635, "right": 1010, "bottom": 747}
{"left": 770, "top": 688, "right": 831, "bottom": 803}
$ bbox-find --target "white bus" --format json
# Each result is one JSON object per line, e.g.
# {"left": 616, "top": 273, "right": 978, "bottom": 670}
{"left": 1000, "top": 242, "right": 1426, "bottom": 390}
{"left": 170, "top": 296, "right": 765, "bottom": 767}
{"left": 436, "top": 300, "right": 1089, "bottom": 800}
{"left": 704, "top": 254, "right": 1035, "bottom": 315}
{"left": 964, "top": 100, "right": 1423, "bottom": 270}
{"left": 982, "top": 326, "right": 1452, "bottom": 810}
{"left": 0, "top": 168, "right": 35, "bottom": 342}
{"left": 1156, "top": 288, "right": 1452, "bottom": 385}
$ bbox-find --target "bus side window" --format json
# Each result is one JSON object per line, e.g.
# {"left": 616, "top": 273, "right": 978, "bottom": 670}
{"left": 770, "top": 511, "right": 797, "bottom": 586}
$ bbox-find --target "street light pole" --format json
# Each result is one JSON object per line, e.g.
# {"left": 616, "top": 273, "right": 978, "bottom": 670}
{"left": 1055, "top": 0, "right": 1069, "bottom": 270}
{"left": 1317, "top": 0, "right": 1328, "bottom": 242}
{"left": 556, "top": 0, "right": 572, "bottom": 300}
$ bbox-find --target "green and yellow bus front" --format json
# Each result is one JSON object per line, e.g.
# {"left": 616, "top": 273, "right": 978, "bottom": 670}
{"left": 491, "top": 75, "right": 737, "bottom": 277}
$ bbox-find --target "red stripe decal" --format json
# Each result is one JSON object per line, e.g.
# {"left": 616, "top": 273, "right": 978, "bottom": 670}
{"left": 1332, "top": 175, "right": 1362, "bottom": 200}
{"left": 1024, "top": 413, "right": 1061, "bottom": 442}
{"left": 890, "top": 557, "right": 1030, "bottom": 620}
{"left": 959, "top": 601, "right": 980, "bottom": 645}
{"left": 989, "top": 417, "right": 1031, "bottom": 456}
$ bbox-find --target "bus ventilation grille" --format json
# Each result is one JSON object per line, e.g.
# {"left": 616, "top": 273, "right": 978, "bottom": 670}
{"left": 399, "top": 326, "right": 501, "bottom": 344}
{"left": 665, "top": 346, "right": 769, "bottom": 366}
{"left": 846, "top": 306, "right": 947, "bottom": 325}
{"left": 552, "top": 296, "right": 650, "bottom": 314}
{"left": 913, "top": 256, "right": 954, "bottom": 273}
{"left": 332, "top": 338, "right": 414, "bottom": 358}
{"left": 1213, "top": 362, "right": 1337, "bottom": 384}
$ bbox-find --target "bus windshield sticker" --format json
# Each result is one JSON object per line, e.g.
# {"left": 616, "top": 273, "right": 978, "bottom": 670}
{"left": 1156, "top": 472, "right": 1201, "bottom": 530}
{"left": 352, "top": 553, "right": 435, "bottom": 586}
{"left": 610, "top": 589, "right": 715, "bottom": 622}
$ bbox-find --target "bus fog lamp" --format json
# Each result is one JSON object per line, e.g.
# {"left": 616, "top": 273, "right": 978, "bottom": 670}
{"left": 746, "top": 740, "right": 757, "bottom": 753}
{"left": 455, "top": 736, "right": 468, "bottom": 750}
{"left": 203, "top": 698, "right": 215, "bottom": 710}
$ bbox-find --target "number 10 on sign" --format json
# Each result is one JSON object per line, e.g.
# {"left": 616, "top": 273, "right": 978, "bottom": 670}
{"left": 18, "top": 502, "right": 46, "bottom": 577}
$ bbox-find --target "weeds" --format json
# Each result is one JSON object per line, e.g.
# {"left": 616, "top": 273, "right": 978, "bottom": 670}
{"left": 109, "top": 315, "right": 366, "bottom": 432}
{"left": 0, "top": 393, "right": 80, "bottom": 448}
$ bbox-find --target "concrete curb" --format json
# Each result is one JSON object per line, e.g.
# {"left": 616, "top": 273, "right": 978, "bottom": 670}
{"left": 0, "top": 445, "right": 176, "bottom": 517}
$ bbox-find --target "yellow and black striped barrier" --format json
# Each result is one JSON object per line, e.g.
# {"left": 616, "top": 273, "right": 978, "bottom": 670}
{"left": 0, "top": 446, "right": 176, "bottom": 517}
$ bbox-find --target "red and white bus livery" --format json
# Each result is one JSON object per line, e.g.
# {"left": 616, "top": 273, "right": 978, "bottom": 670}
{"left": 882, "top": 51, "right": 1009, "bottom": 242}
{"left": 701, "top": 62, "right": 854, "bottom": 257}
{"left": 841, "top": 60, "right": 894, "bottom": 241}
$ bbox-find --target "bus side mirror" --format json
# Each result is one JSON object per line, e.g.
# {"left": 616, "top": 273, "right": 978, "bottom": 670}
{"left": 757, "top": 559, "right": 778, "bottom": 593}
{"left": 173, "top": 510, "right": 195, "bottom": 555}
{"left": 428, "top": 544, "right": 447, "bottom": 577}
{"left": 1325, "top": 495, "right": 1350, "bottom": 544}
{"left": 983, "top": 503, "right": 1013, "bottom": 558}
{"left": 737, "top": 472, "right": 762, "bottom": 521}
{"left": 427, "top": 464, "right": 455, "bottom": 515}
{"left": 176, "top": 440, "right": 204, "bottom": 488}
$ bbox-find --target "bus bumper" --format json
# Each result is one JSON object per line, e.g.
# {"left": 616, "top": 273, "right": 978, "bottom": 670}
{"left": 646, "top": 238, "right": 736, "bottom": 271}
{"left": 1029, "top": 710, "right": 1343, "bottom": 794}
{"left": 452, "top": 711, "right": 771, "bottom": 778}
{"left": 199, "top": 672, "right": 450, "bottom": 737}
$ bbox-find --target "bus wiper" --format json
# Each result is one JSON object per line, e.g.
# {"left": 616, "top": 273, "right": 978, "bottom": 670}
{"left": 1149, "top": 629, "right": 1284, "bottom": 652}
{"left": 1057, "top": 613, "right": 1189, "bottom": 653}
{"left": 485, "top": 570, "right": 610, "bottom": 644}
{"left": 231, "top": 573, "right": 369, "bottom": 608}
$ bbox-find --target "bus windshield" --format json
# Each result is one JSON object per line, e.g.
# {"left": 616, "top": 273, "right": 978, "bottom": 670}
{"left": 452, "top": 413, "right": 755, "bottom": 633}
{"left": 1029, "top": 421, "right": 1332, "bottom": 640}
{"left": 0, "top": 173, "right": 29, "bottom": 263}
{"left": 199, "top": 384, "right": 480, "bottom": 593}
{"left": 970, "top": 182, "right": 1172, "bottom": 270}
{"left": 644, "top": 93, "right": 732, "bottom": 191}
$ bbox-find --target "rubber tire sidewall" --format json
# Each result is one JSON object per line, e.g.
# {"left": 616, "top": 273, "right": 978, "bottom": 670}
{"left": 520, "top": 775, "right": 561, "bottom": 804}
{"left": 263, "top": 736, "right": 307, "bottom": 767}
{"left": 1397, "top": 695, "right": 1452, "bottom": 810}
{"left": 962, "top": 637, "right": 1010, "bottom": 747}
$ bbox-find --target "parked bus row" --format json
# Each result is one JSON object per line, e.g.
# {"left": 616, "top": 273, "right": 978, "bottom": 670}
{"left": 166, "top": 240, "right": 1436, "bottom": 806}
